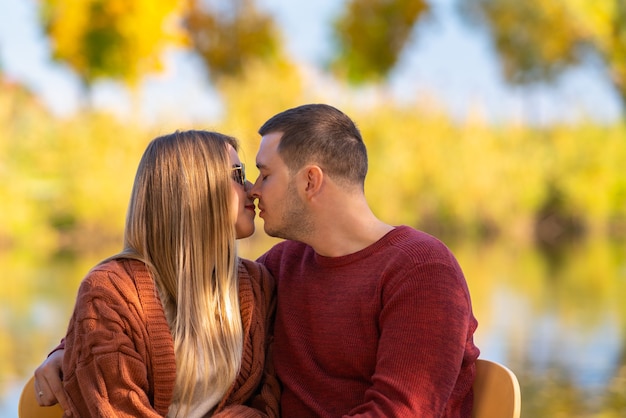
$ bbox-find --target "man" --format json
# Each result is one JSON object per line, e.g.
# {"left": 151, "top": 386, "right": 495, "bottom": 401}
{"left": 34, "top": 104, "right": 479, "bottom": 417}
{"left": 250, "top": 104, "right": 479, "bottom": 417}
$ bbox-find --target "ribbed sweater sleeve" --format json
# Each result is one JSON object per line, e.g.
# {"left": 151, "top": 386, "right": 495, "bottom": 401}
{"left": 62, "top": 259, "right": 176, "bottom": 417}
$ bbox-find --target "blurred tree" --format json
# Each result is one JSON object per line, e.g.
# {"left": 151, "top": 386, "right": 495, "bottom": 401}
{"left": 39, "top": 0, "right": 187, "bottom": 86}
{"left": 328, "top": 0, "right": 429, "bottom": 84}
{"left": 461, "top": 0, "right": 626, "bottom": 111}
{"left": 184, "top": 0, "right": 282, "bottom": 82}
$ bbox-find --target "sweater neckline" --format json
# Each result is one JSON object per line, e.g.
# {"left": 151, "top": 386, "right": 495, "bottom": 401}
{"left": 312, "top": 225, "right": 406, "bottom": 267}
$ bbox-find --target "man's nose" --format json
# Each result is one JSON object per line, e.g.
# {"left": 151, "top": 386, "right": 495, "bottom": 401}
{"left": 247, "top": 180, "right": 259, "bottom": 198}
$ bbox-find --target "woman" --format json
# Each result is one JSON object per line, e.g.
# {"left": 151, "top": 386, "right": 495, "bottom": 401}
{"left": 33, "top": 130, "right": 279, "bottom": 417}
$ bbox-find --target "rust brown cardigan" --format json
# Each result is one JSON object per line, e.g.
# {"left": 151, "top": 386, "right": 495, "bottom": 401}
{"left": 60, "top": 258, "right": 280, "bottom": 417}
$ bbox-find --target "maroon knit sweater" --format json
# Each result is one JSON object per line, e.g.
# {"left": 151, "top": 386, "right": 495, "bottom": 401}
{"left": 61, "top": 258, "right": 280, "bottom": 417}
{"left": 258, "top": 226, "right": 480, "bottom": 418}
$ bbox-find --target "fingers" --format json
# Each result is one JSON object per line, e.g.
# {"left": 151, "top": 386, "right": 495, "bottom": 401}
{"left": 50, "top": 374, "right": 71, "bottom": 415}
{"left": 33, "top": 350, "right": 71, "bottom": 414}
{"left": 34, "top": 371, "right": 58, "bottom": 407}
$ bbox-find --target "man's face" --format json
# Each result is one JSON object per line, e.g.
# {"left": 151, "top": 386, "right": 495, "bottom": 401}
{"left": 250, "top": 132, "right": 308, "bottom": 239}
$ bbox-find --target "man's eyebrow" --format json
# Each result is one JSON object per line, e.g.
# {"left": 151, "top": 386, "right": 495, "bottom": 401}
{"left": 256, "top": 162, "right": 268, "bottom": 170}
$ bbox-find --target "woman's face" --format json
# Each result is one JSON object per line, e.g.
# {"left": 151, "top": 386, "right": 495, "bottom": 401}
{"left": 228, "top": 145, "right": 256, "bottom": 239}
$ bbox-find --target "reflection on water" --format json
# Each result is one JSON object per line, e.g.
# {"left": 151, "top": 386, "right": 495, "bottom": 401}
{"left": 1, "top": 236, "right": 625, "bottom": 417}
{"left": 457, "top": 237, "right": 626, "bottom": 417}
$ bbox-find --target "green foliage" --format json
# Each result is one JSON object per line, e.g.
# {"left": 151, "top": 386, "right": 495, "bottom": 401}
{"left": 184, "top": 0, "right": 283, "bottom": 81}
{"left": 2, "top": 71, "right": 625, "bottom": 256}
{"left": 39, "top": 0, "right": 186, "bottom": 85}
{"left": 33, "top": 0, "right": 625, "bottom": 109}
{"left": 543, "top": 122, "right": 626, "bottom": 236}
{"left": 32, "top": 0, "right": 626, "bottom": 116}
{"left": 329, "top": 0, "right": 429, "bottom": 84}
{"left": 2, "top": 74, "right": 626, "bottom": 416}
{"left": 0, "top": 81, "right": 150, "bottom": 255}
{"left": 462, "top": 0, "right": 583, "bottom": 84}
{"left": 462, "top": 0, "right": 626, "bottom": 108}
{"left": 216, "top": 59, "right": 307, "bottom": 162}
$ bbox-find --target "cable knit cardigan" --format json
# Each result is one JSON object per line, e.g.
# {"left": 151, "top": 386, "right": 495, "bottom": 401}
{"left": 61, "top": 258, "right": 280, "bottom": 417}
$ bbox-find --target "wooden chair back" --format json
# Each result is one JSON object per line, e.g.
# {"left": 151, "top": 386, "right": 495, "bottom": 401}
{"left": 472, "top": 358, "right": 521, "bottom": 418}
{"left": 18, "top": 376, "right": 64, "bottom": 418}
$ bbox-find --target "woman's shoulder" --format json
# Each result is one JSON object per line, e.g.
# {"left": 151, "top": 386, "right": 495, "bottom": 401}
{"left": 238, "top": 258, "right": 272, "bottom": 281}
{"left": 238, "top": 258, "right": 275, "bottom": 294}
{"left": 86, "top": 258, "right": 128, "bottom": 278}
{"left": 80, "top": 258, "right": 150, "bottom": 298}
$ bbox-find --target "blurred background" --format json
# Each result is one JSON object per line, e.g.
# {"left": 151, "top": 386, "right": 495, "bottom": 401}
{"left": 1, "top": 0, "right": 625, "bottom": 417}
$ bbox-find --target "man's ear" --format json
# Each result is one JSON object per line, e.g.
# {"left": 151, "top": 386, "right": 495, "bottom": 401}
{"left": 300, "top": 165, "right": 324, "bottom": 197}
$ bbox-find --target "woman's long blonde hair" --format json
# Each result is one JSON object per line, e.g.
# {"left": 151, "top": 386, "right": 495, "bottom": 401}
{"left": 112, "top": 130, "right": 243, "bottom": 410}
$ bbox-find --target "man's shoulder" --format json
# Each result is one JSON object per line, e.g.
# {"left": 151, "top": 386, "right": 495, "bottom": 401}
{"left": 388, "top": 225, "right": 446, "bottom": 246}
{"left": 385, "top": 226, "right": 457, "bottom": 262}
{"left": 257, "top": 240, "right": 311, "bottom": 277}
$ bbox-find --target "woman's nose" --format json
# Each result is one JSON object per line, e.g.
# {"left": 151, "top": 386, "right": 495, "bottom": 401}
{"left": 245, "top": 180, "right": 255, "bottom": 195}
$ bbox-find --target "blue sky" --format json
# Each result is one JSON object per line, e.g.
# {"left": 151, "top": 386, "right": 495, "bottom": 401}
{"left": 0, "top": 0, "right": 623, "bottom": 125}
